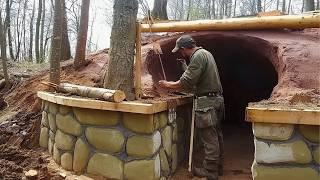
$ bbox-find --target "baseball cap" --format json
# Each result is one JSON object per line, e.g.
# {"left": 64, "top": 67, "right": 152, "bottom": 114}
{"left": 172, "top": 35, "right": 196, "bottom": 53}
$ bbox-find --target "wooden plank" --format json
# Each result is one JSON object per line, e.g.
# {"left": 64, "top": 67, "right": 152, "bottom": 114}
{"left": 37, "top": 91, "right": 192, "bottom": 114}
{"left": 246, "top": 107, "right": 320, "bottom": 125}
{"left": 135, "top": 21, "right": 142, "bottom": 100}
{"left": 141, "top": 14, "right": 320, "bottom": 32}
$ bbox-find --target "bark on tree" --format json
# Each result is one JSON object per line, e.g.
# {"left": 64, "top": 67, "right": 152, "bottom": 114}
{"left": 152, "top": 0, "right": 168, "bottom": 20}
{"left": 49, "top": 0, "right": 63, "bottom": 85}
{"left": 74, "top": 0, "right": 90, "bottom": 69}
{"left": 103, "top": 0, "right": 138, "bottom": 100}
{"left": 276, "top": 0, "right": 280, "bottom": 10}
{"left": 212, "top": 0, "right": 216, "bottom": 19}
{"left": 40, "top": 0, "right": 46, "bottom": 60}
{"left": 317, "top": 0, "right": 319, "bottom": 9}
{"left": 233, "top": 0, "right": 237, "bottom": 17}
{"left": 29, "top": 0, "right": 36, "bottom": 62}
{"left": 282, "top": 0, "right": 286, "bottom": 13}
{"left": 36, "top": 0, "right": 42, "bottom": 63}
{"left": 60, "top": 0, "right": 71, "bottom": 61}
{"left": 187, "top": 0, "right": 192, "bottom": 20}
{"left": 0, "top": 12, "right": 10, "bottom": 86}
{"left": 257, "top": 0, "right": 262, "bottom": 12}
{"left": 304, "top": 0, "right": 315, "bottom": 11}
{"left": 287, "top": 0, "right": 292, "bottom": 14}
{"left": 6, "top": 0, "right": 14, "bottom": 61}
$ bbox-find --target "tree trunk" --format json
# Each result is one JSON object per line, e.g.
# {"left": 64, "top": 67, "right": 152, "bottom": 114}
{"left": 304, "top": 0, "right": 315, "bottom": 11}
{"left": 152, "top": 0, "right": 168, "bottom": 20}
{"left": 35, "top": 0, "right": 42, "bottom": 63}
{"left": 40, "top": 0, "right": 46, "bottom": 61}
{"left": 212, "top": 0, "right": 216, "bottom": 19}
{"left": 180, "top": 0, "right": 184, "bottom": 20}
{"left": 0, "top": 12, "right": 10, "bottom": 86}
{"left": 282, "top": 0, "right": 286, "bottom": 13}
{"left": 6, "top": 0, "right": 14, "bottom": 61}
{"left": 233, "top": 0, "right": 237, "bottom": 17}
{"left": 187, "top": 0, "right": 192, "bottom": 20}
{"left": 74, "top": 0, "right": 90, "bottom": 69}
{"left": 29, "top": 0, "right": 36, "bottom": 62}
{"left": 276, "top": 0, "right": 280, "bottom": 10}
{"left": 257, "top": 0, "right": 262, "bottom": 12}
{"left": 287, "top": 0, "right": 292, "bottom": 14}
{"left": 103, "top": 0, "right": 138, "bottom": 100}
{"left": 317, "top": 0, "right": 319, "bottom": 9}
{"left": 49, "top": 0, "right": 63, "bottom": 85}
{"left": 60, "top": 0, "right": 71, "bottom": 61}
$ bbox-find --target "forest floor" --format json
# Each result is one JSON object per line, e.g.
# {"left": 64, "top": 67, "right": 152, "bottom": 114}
{"left": 0, "top": 29, "right": 319, "bottom": 179}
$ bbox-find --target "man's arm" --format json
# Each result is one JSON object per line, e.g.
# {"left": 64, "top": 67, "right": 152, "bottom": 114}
{"left": 159, "top": 80, "right": 183, "bottom": 91}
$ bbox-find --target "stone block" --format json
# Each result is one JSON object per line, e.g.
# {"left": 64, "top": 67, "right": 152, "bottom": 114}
{"left": 159, "top": 148, "right": 170, "bottom": 176}
{"left": 124, "top": 155, "right": 160, "bottom": 180}
{"left": 251, "top": 161, "right": 319, "bottom": 180}
{"left": 49, "top": 130, "right": 55, "bottom": 141}
{"left": 56, "top": 114, "right": 82, "bottom": 136}
{"left": 61, "top": 152, "right": 73, "bottom": 171}
{"left": 48, "top": 102, "right": 59, "bottom": 114}
{"left": 171, "top": 144, "right": 178, "bottom": 172}
{"left": 123, "top": 113, "right": 156, "bottom": 134}
{"left": 87, "top": 153, "right": 123, "bottom": 179}
{"left": 48, "top": 138, "right": 53, "bottom": 155}
{"left": 39, "top": 127, "right": 49, "bottom": 148}
{"left": 48, "top": 113, "right": 57, "bottom": 132}
{"left": 85, "top": 127, "right": 124, "bottom": 153}
{"left": 55, "top": 130, "right": 76, "bottom": 151}
{"left": 255, "top": 140, "right": 312, "bottom": 164}
{"left": 158, "top": 111, "right": 168, "bottom": 129}
{"left": 74, "top": 108, "right": 119, "bottom": 126}
{"left": 127, "top": 131, "right": 161, "bottom": 158}
{"left": 161, "top": 126, "right": 172, "bottom": 158}
{"left": 73, "top": 138, "right": 90, "bottom": 172}
{"left": 59, "top": 105, "right": 72, "bottom": 115}
{"left": 53, "top": 144, "right": 61, "bottom": 164}
{"left": 299, "top": 125, "right": 320, "bottom": 143}
{"left": 313, "top": 146, "right": 320, "bottom": 164}
{"left": 253, "top": 123, "right": 294, "bottom": 141}
{"left": 41, "top": 111, "right": 49, "bottom": 127}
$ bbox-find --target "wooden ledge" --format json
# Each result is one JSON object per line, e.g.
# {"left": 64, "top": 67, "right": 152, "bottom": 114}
{"left": 37, "top": 91, "right": 192, "bottom": 114}
{"left": 246, "top": 106, "right": 320, "bottom": 125}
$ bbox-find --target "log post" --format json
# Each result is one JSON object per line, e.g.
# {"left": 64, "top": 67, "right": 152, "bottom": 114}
{"left": 135, "top": 21, "right": 142, "bottom": 99}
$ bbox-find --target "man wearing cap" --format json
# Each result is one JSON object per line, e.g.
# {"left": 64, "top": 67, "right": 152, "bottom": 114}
{"left": 159, "top": 35, "right": 224, "bottom": 180}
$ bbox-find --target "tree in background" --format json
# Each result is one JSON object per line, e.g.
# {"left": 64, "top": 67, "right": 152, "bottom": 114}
{"left": 152, "top": 0, "right": 168, "bottom": 20}
{"left": 35, "top": 0, "right": 42, "bottom": 63}
{"left": 0, "top": 10, "right": 10, "bottom": 86}
{"left": 49, "top": 0, "right": 63, "bottom": 85}
{"left": 60, "top": 0, "right": 71, "bottom": 61}
{"left": 304, "top": 0, "right": 315, "bottom": 11}
{"left": 103, "top": 0, "right": 138, "bottom": 100}
{"left": 74, "top": 0, "right": 90, "bottom": 69}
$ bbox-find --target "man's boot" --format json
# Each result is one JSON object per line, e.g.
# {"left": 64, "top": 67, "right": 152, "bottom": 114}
{"left": 193, "top": 166, "right": 218, "bottom": 180}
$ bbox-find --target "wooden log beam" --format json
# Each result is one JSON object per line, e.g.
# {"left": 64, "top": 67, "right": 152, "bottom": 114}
{"left": 246, "top": 106, "right": 320, "bottom": 125}
{"left": 58, "top": 83, "right": 126, "bottom": 103}
{"left": 141, "top": 14, "right": 320, "bottom": 32}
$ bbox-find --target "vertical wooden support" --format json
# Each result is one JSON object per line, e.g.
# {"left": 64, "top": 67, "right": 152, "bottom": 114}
{"left": 135, "top": 21, "right": 142, "bottom": 99}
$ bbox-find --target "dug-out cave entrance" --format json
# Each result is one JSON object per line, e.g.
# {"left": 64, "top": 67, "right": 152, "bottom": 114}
{"left": 146, "top": 32, "right": 278, "bottom": 177}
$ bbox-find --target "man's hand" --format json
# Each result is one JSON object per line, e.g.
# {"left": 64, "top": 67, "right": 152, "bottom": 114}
{"left": 159, "top": 80, "right": 182, "bottom": 90}
{"left": 159, "top": 80, "right": 170, "bottom": 88}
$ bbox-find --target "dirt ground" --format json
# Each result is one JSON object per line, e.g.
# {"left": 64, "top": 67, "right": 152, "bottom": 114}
{"left": 0, "top": 29, "right": 319, "bottom": 179}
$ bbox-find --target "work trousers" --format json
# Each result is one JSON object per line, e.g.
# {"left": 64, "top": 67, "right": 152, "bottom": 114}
{"left": 194, "top": 96, "right": 224, "bottom": 180}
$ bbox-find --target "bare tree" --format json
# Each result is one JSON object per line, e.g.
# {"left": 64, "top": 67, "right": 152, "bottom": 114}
{"left": 0, "top": 8, "right": 10, "bottom": 85}
{"left": 152, "top": 0, "right": 168, "bottom": 20}
{"left": 40, "top": 0, "right": 45, "bottom": 60}
{"left": 103, "top": 0, "right": 138, "bottom": 100}
{"left": 29, "top": 0, "right": 36, "bottom": 61}
{"left": 304, "top": 0, "right": 315, "bottom": 11}
{"left": 6, "top": 0, "right": 14, "bottom": 60}
{"left": 257, "top": 0, "right": 262, "bottom": 12}
{"left": 35, "top": 0, "right": 42, "bottom": 63}
{"left": 74, "top": 0, "right": 90, "bottom": 69}
{"left": 49, "top": 0, "right": 63, "bottom": 85}
{"left": 60, "top": 0, "right": 71, "bottom": 61}
{"left": 282, "top": 0, "right": 286, "bottom": 13}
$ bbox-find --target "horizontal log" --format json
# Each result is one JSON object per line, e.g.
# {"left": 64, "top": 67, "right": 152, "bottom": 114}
{"left": 141, "top": 14, "right": 320, "bottom": 32}
{"left": 58, "top": 83, "right": 126, "bottom": 103}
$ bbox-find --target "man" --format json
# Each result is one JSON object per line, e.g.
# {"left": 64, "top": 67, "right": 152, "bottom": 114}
{"left": 159, "top": 35, "right": 224, "bottom": 180}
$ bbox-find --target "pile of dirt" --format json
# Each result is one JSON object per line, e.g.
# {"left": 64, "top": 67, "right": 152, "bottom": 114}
{"left": 0, "top": 112, "right": 63, "bottom": 179}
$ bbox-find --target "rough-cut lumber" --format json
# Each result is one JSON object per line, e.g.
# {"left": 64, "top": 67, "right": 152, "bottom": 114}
{"left": 37, "top": 91, "right": 193, "bottom": 114}
{"left": 135, "top": 22, "right": 142, "bottom": 99}
{"left": 141, "top": 14, "right": 320, "bottom": 32}
{"left": 58, "top": 83, "right": 126, "bottom": 103}
{"left": 246, "top": 106, "right": 320, "bottom": 125}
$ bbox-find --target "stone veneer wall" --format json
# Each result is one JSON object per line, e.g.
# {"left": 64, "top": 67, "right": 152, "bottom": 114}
{"left": 252, "top": 122, "right": 320, "bottom": 180}
{"left": 39, "top": 100, "right": 191, "bottom": 180}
